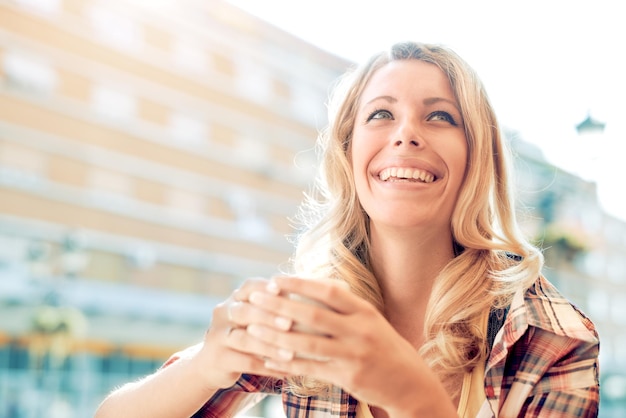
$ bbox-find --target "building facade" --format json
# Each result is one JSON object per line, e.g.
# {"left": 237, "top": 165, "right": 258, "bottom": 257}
{"left": 510, "top": 133, "right": 626, "bottom": 415}
{"left": 1, "top": 0, "right": 625, "bottom": 417}
{"left": 0, "top": 0, "right": 349, "bottom": 416}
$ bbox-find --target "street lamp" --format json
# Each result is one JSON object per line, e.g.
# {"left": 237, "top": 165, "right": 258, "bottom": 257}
{"left": 575, "top": 113, "right": 606, "bottom": 136}
{"left": 573, "top": 113, "right": 606, "bottom": 182}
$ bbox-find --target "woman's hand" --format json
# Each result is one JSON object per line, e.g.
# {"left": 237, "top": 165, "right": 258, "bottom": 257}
{"left": 245, "top": 277, "right": 456, "bottom": 416}
{"left": 193, "top": 278, "right": 296, "bottom": 390}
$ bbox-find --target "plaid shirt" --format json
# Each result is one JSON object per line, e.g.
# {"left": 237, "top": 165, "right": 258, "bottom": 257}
{"left": 169, "top": 276, "right": 599, "bottom": 418}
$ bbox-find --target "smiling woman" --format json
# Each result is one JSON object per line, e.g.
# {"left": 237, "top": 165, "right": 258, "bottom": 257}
{"left": 351, "top": 60, "right": 468, "bottom": 233}
{"left": 94, "top": 42, "right": 600, "bottom": 418}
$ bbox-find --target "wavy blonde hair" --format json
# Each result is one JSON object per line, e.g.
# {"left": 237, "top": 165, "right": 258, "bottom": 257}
{"left": 287, "top": 42, "right": 543, "bottom": 396}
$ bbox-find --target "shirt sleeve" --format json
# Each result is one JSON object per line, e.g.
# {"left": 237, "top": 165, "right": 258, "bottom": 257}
{"left": 192, "top": 374, "right": 280, "bottom": 418}
{"left": 162, "top": 344, "right": 282, "bottom": 418}
{"left": 500, "top": 327, "right": 600, "bottom": 417}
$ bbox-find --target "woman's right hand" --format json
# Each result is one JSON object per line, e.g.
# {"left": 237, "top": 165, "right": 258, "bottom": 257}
{"left": 192, "top": 277, "right": 295, "bottom": 390}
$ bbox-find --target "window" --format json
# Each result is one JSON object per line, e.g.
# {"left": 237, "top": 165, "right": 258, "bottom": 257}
{"left": 227, "top": 189, "right": 270, "bottom": 241}
{"left": 291, "top": 82, "right": 326, "bottom": 126}
{"left": 12, "top": 0, "right": 60, "bottom": 16}
{"left": 88, "top": 167, "right": 133, "bottom": 212}
{"left": 168, "top": 113, "right": 207, "bottom": 146}
{"left": 91, "top": 85, "right": 137, "bottom": 122}
{"left": 611, "top": 294, "right": 626, "bottom": 325}
{"left": 587, "top": 288, "right": 609, "bottom": 321}
{"left": 582, "top": 251, "right": 606, "bottom": 278}
{"left": 173, "top": 37, "right": 208, "bottom": 74}
{"left": 88, "top": 167, "right": 133, "bottom": 198}
{"left": 3, "top": 51, "right": 57, "bottom": 95}
{"left": 235, "top": 58, "right": 271, "bottom": 103}
{"left": 0, "top": 143, "right": 46, "bottom": 187}
{"left": 88, "top": 6, "right": 141, "bottom": 52}
{"left": 234, "top": 136, "right": 269, "bottom": 172}
{"left": 607, "top": 255, "right": 626, "bottom": 284}
{"left": 166, "top": 189, "right": 205, "bottom": 216}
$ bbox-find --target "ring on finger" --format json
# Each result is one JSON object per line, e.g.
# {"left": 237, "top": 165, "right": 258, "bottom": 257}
{"left": 225, "top": 326, "right": 235, "bottom": 337}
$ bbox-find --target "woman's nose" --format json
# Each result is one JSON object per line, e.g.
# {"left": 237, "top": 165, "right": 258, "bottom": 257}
{"left": 393, "top": 121, "right": 421, "bottom": 147}
{"left": 394, "top": 138, "right": 419, "bottom": 147}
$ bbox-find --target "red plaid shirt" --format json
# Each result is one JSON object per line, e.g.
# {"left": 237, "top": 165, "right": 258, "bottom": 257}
{"left": 166, "top": 276, "right": 599, "bottom": 417}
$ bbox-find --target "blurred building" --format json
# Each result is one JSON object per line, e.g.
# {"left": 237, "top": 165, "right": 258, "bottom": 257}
{"left": 510, "top": 133, "right": 626, "bottom": 415}
{"left": 0, "top": 0, "right": 349, "bottom": 416}
{"left": 1, "top": 0, "right": 625, "bottom": 417}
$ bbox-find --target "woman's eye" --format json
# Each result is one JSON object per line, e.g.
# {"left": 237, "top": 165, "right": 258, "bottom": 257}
{"left": 366, "top": 109, "right": 393, "bottom": 122}
{"left": 427, "top": 111, "right": 458, "bottom": 126}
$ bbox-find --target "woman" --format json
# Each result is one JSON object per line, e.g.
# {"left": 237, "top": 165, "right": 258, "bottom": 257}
{"left": 94, "top": 42, "right": 599, "bottom": 418}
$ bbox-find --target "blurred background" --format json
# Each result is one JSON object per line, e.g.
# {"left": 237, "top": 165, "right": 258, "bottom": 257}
{"left": 0, "top": 0, "right": 624, "bottom": 417}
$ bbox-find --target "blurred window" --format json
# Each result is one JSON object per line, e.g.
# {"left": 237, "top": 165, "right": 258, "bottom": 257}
{"left": 173, "top": 38, "right": 208, "bottom": 74}
{"left": 235, "top": 59, "right": 271, "bottom": 103}
{"left": 91, "top": 85, "right": 137, "bottom": 122}
{"left": 3, "top": 51, "right": 57, "bottom": 95}
{"left": 582, "top": 251, "right": 606, "bottom": 278}
{"left": 227, "top": 189, "right": 270, "bottom": 241}
{"left": 88, "top": 6, "right": 142, "bottom": 52}
{"left": 291, "top": 82, "right": 325, "bottom": 126}
{"left": 604, "top": 220, "right": 626, "bottom": 245}
{"left": 586, "top": 288, "right": 609, "bottom": 321}
{"left": 615, "top": 335, "right": 626, "bottom": 368}
{"left": 607, "top": 255, "right": 626, "bottom": 283}
{"left": 88, "top": 168, "right": 133, "bottom": 197}
{"left": 7, "top": 343, "right": 28, "bottom": 370}
{"left": 168, "top": 113, "right": 208, "bottom": 146}
{"left": 166, "top": 189, "right": 205, "bottom": 216}
{"left": 611, "top": 294, "right": 626, "bottom": 326}
{"left": 100, "top": 351, "right": 129, "bottom": 375}
{"left": 12, "top": 0, "right": 60, "bottom": 16}
{"left": 87, "top": 167, "right": 134, "bottom": 212}
{"left": 234, "top": 136, "right": 270, "bottom": 172}
{"left": 0, "top": 143, "right": 46, "bottom": 186}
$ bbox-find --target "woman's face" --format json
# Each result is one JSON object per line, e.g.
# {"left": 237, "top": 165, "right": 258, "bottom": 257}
{"left": 351, "top": 59, "right": 468, "bottom": 234}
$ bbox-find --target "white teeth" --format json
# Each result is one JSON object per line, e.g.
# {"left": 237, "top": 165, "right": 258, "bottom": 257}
{"left": 379, "top": 167, "right": 435, "bottom": 183}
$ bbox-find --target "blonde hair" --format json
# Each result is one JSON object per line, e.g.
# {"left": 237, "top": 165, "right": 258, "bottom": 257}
{"left": 288, "top": 42, "right": 543, "bottom": 396}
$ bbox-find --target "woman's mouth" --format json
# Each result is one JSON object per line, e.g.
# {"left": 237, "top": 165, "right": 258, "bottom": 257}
{"left": 378, "top": 167, "right": 436, "bottom": 183}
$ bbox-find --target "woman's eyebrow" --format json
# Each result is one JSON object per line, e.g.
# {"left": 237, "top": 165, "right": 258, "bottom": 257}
{"left": 363, "top": 95, "right": 397, "bottom": 106}
{"left": 423, "top": 97, "right": 461, "bottom": 112}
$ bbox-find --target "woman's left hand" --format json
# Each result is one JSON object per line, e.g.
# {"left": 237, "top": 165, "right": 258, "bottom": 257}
{"left": 246, "top": 276, "right": 455, "bottom": 416}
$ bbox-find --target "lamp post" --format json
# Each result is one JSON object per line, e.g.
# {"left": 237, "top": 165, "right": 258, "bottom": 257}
{"left": 575, "top": 113, "right": 606, "bottom": 135}
{"left": 573, "top": 113, "right": 606, "bottom": 182}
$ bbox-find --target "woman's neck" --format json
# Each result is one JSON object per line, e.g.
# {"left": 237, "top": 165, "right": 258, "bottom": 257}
{"left": 368, "top": 224, "right": 456, "bottom": 341}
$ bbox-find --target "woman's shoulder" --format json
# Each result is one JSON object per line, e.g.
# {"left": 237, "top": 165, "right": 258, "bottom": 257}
{"left": 517, "top": 275, "right": 598, "bottom": 343}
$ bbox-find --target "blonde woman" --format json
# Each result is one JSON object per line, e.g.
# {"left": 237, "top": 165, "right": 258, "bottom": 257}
{"left": 95, "top": 42, "right": 599, "bottom": 418}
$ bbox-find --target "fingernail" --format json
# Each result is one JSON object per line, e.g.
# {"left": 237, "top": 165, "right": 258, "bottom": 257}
{"left": 249, "top": 291, "right": 264, "bottom": 304}
{"left": 247, "top": 324, "right": 262, "bottom": 337}
{"left": 264, "top": 359, "right": 282, "bottom": 370}
{"left": 266, "top": 280, "right": 280, "bottom": 295}
{"left": 278, "top": 348, "right": 294, "bottom": 361}
{"left": 274, "top": 316, "right": 292, "bottom": 330}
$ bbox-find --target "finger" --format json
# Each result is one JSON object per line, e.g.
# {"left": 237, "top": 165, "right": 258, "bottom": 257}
{"left": 225, "top": 327, "right": 296, "bottom": 362}
{"left": 212, "top": 344, "right": 290, "bottom": 381}
{"left": 270, "top": 276, "right": 361, "bottom": 314}
{"left": 262, "top": 355, "right": 338, "bottom": 380}
{"left": 248, "top": 290, "right": 355, "bottom": 337}
{"left": 232, "top": 277, "right": 271, "bottom": 302}
{"left": 246, "top": 323, "right": 344, "bottom": 361}
{"left": 228, "top": 300, "right": 292, "bottom": 331}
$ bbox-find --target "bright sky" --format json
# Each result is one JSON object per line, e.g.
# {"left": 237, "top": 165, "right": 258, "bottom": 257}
{"left": 227, "top": 0, "right": 626, "bottom": 222}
